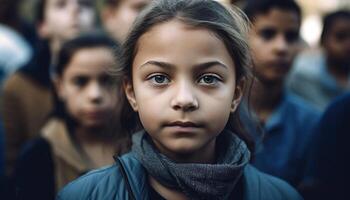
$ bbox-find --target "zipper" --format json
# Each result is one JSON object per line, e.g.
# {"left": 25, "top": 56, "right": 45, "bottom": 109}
{"left": 115, "top": 156, "right": 136, "bottom": 200}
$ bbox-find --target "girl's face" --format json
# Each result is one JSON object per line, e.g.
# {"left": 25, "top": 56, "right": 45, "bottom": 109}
{"left": 56, "top": 47, "right": 118, "bottom": 129}
{"left": 125, "top": 20, "right": 243, "bottom": 162}
{"left": 40, "top": 0, "right": 95, "bottom": 42}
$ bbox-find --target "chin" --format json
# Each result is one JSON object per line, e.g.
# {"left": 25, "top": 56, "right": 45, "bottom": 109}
{"left": 84, "top": 121, "right": 107, "bottom": 129}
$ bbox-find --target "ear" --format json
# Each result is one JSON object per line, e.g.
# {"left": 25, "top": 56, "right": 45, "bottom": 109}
{"left": 52, "top": 76, "right": 66, "bottom": 101}
{"left": 231, "top": 78, "right": 245, "bottom": 113}
{"left": 123, "top": 78, "right": 138, "bottom": 111}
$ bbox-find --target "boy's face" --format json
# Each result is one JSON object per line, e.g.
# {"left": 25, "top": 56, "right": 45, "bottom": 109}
{"left": 124, "top": 20, "right": 243, "bottom": 163}
{"left": 249, "top": 8, "right": 300, "bottom": 85}
{"left": 323, "top": 17, "right": 350, "bottom": 67}
{"left": 56, "top": 47, "right": 119, "bottom": 129}
{"left": 39, "top": 0, "right": 95, "bottom": 42}
{"left": 102, "top": 0, "right": 150, "bottom": 42}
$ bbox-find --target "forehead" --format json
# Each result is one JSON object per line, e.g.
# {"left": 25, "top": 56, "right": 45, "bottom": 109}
{"left": 253, "top": 8, "right": 300, "bottom": 31}
{"left": 134, "top": 20, "right": 234, "bottom": 66}
{"left": 64, "top": 47, "right": 115, "bottom": 75}
{"left": 329, "top": 18, "right": 350, "bottom": 32}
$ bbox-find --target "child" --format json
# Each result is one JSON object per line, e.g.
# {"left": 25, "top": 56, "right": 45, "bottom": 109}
{"left": 15, "top": 34, "right": 130, "bottom": 200}
{"left": 58, "top": 0, "right": 302, "bottom": 199}
{"left": 2, "top": 0, "right": 96, "bottom": 176}
{"left": 100, "top": 0, "right": 151, "bottom": 42}
{"left": 287, "top": 10, "right": 350, "bottom": 111}
{"left": 304, "top": 93, "right": 350, "bottom": 200}
{"left": 243, "top": 0, "right": 320, "bottom": 187}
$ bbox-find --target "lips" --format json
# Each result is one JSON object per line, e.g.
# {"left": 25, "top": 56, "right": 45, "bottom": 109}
{"left": 269, "top": 60, "right": 290, "bottom": 68}
{"left": 166, "top": 121, "right": 201, "bottom": 128}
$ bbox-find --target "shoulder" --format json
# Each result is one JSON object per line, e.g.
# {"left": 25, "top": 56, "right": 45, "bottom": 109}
{"left": 16, "top": 137, "right": 54, "bottom": 176}
{"left": 316, "top": 93, "right": 350, "bottom": 132}
{"left": 2, "top": 72, "right": 30, "bottom": 94}
{"left": 57, "top": 152, "right": 145, "bottom": 200}
{"left": 288, "top": 50, "right": 324, "bottom": 86}
{"left": 284, "top": 94, "right": 321, "bottom": 120}
{"left": 244, "top": 165, "right": 302, "bottom": 200}
{"left": 292, "top": 49, "right": 324, "bottom": 76}
{"left": 325, "top": 93, "right": 350, "bottom": 116}
{"left": 15, "top": 137, "right": 56, "bottom": 200}
{"left": 18, "top": 137, "right": 52, "bottom": 163}
{"left": 57, "top": 165, "right": 119, "bottom": 200}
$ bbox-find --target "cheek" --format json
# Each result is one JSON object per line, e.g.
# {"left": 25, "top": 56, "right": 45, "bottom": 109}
{"left": 251, "top": 41, "right": 267, "bottom": 62}
{"left": 287, "top": 44, "right": 300, "bottom": 58}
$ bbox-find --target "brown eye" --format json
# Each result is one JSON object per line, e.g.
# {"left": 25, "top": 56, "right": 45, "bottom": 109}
{"left": 55, "top": 0, "right": 67, "bottom": 8}
{"left": 99, "top": 75, "right": 114, "bottom": 87}
{"left": 285, "top": 31, "right": 299, "bottom": 43}
{"left": 72, "top": 76, "right": 88, "bottom": 87}
{"left": 259, "top": 28, "right": 276, "bottom": 41}
{"left": 335, "top": 31, "right": 350, "bottom": 42}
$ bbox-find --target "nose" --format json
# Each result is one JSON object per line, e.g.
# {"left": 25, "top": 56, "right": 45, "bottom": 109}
{"left": 273, "top": 34, "right": 288, "bottom": 57}
{"left": 87, "top": 82, "right": 103, "bottom": 104}
{"left": 170, "top": 81, "right": 199, "bottom": 112}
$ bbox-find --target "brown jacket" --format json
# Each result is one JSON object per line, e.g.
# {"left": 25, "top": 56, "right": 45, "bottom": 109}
{"left": 41, "top": 118, "right": 130, "bottom": 192}
{"left": 2, "top": 72, "right": 53, "bottom": 175}
{"left": 41, "top": 118, "right": 91, "bottom": 192}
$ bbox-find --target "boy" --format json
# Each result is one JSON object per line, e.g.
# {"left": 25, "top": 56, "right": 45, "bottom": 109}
{"left": 287, "top": 10, "right": 350, "bottom": 110}
{"left": 242, "top": 0, "right": 320, "bottom": 187}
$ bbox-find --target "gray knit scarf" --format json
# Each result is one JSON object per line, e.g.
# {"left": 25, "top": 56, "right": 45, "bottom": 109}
{"left": 132, "top": 129, "right": 250, "bottom": 200}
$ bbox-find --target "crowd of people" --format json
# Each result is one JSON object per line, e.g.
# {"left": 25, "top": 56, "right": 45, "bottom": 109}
{"left": 0, "top": 0, "right": 349, "bottom": 199}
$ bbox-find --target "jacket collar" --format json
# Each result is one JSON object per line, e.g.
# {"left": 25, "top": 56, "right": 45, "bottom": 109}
{"left": 41, "top": 118, "right": 93, "bottom": 173}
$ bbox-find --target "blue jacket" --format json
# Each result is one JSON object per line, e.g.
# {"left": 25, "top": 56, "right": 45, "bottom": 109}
{"left": 57, "top": 152, "right": 302, "bottom": 200}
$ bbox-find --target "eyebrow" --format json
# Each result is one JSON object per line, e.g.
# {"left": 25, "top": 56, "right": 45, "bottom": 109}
{"left": 139, "top": 60, "right": 228, "bottom": 70}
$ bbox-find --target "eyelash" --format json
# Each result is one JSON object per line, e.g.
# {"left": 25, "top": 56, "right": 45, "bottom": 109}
{"left": 146, "top": 73, "right": 222, "bottom": 86}
{"left": 147, "top": 74, "right": 170, "bottom": 85}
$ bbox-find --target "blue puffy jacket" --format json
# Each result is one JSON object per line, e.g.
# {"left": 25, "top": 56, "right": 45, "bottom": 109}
{"left": 57, "top": 152, "right": 302, "bottom": 200}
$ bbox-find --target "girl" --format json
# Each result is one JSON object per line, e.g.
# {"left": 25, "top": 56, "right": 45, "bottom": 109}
{"left": 58, "top": 0, "right": 302, "bottom": 199}
{"left": 2, "top": 0, "right": 96, "bottom": 176}
{"left": 15, "top": 34, "right": 130, "bottom": 200}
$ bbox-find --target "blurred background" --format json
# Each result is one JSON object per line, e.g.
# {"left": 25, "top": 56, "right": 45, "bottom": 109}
{"left": 13, "top": 0, "right": 350, "bottom": 47}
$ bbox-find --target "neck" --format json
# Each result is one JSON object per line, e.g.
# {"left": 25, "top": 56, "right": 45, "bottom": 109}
{"left": 74, "top": 126, "right": 114, "bottom": 145}
{"left": 49, "top": 38, "right": 62, "bottom": 66}
{"left": 250, "top": 80, "right": 284, "bottom": 123}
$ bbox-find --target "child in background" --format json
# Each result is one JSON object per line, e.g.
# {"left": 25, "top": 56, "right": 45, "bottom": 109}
{"left": 58, "top": 0, "right": 302, "bottom": 199}
{"left": 2, "top": 0, "right": 96, "bottom": 176}
{"left": 15, "top": 34, "right": 130, "bottom": 200}
{"left": 287, "top": 10, "right": 350, "bottom": 111}
{"left": 243, "top": 0, "right": 320, "bottom": 187}
{"left": 100, "top": 0, "right": 150, "bottom": 42}
{"left": 304, "top": 93, "right": 350, "bottom": 200}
